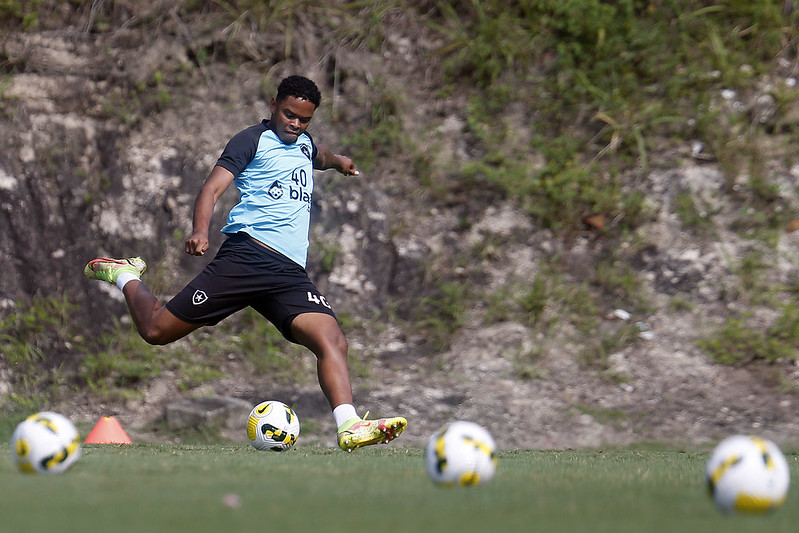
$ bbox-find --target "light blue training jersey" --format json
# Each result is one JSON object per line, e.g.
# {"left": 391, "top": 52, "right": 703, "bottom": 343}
{"left": 215, "top": 120, "right": 318, "bottom": 268}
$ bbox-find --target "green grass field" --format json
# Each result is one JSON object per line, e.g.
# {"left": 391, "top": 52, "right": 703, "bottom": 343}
{"left": 0, "top": 442, "right": 797, "bottom": 533}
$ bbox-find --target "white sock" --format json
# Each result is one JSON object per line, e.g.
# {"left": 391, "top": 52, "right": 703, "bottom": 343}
{"left": 333, "top": 404, "right": 359, "bottom": 428}
{"left": 116, "top": 272, "right": 140, "bottom": 291}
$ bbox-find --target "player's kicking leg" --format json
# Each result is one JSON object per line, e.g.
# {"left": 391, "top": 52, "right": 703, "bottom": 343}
{"left": 84, "top": 256, "right": 200, "bottom": 345}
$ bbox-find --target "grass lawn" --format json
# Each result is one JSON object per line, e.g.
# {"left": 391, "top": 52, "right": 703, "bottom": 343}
{"left": 0, "top": 441, "right": 797, "bottom": 533}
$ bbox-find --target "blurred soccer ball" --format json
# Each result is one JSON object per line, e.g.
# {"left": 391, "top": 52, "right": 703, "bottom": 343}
{"left": 247, "top": 400, "right": 300, "bottom": 451}
{"left": 706, "top": 434, "right": 790, "bottom": 514}
{"left": 10, "top": 411, "right": 81, "bottom": 474}
{"left": 425, "top": 421, "right": 497, "bottom": 487}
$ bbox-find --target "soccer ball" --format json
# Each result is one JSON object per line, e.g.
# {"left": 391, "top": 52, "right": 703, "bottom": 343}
{"left": 10, "top": 411, "right": 82, "bottom": 474}
{"left": 425, "top": 421, "right": 497, "bottom": 487}
{"left": 705, "top": 434, "right": 790, "bottom": 514}
{"left": 246, "top": 400, "right": 300, "bottom": 451}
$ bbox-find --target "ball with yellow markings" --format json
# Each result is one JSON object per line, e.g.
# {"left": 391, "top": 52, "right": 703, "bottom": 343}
{"left": 247, "top": 400, "right": 300, "bottom": 451}
{"left": 10, "top": 411, "right": 81, "bottom": 474}
{"left": 425, "top": 421, "right": 497, "bottom": 487}
{"left": 705, "top": 434, "right": 790, "bottom": 514}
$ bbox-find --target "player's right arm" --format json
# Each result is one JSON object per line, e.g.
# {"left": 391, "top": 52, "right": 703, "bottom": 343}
{"left": 185, "top": 165, "right": 235, "bottom": 256}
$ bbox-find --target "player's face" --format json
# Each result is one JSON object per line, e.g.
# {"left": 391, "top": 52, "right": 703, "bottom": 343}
{"left": 270, "top": 96, "right": 316, "bottom": 144}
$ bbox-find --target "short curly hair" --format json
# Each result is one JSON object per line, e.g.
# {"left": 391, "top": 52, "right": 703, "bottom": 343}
{"left": 276, "top": 75, "right": 322, "bottom": 108}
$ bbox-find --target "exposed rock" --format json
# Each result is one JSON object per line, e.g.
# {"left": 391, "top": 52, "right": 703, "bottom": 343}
{"left": 165, "top": 396, "right": 253, "bottom": 431}
{"left": 2, "top": 7, "right": 799, "bottom": 452}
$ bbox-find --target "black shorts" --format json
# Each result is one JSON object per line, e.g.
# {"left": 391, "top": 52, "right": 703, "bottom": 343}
{"left": 165, "top": 232, "right": 336, "bottom": 342}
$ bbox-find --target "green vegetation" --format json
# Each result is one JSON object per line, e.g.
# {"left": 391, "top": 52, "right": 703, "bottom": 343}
{"left": 422, "top": 0, "right": 799, "bottom": 361}
{"left": 578, "top": 321, "right": 642, "bottom": 382}
{"left": 675, "top": 188, "right": 716, "bottom": 236}
{"left": 1, "top": 0, "right": 799, "bottom": 406}
{"left": 433, "top": 0, "right": 798, "bottom": 231}
{"left": 0, "top": 295, "right": 82, "bottom": 407}
{"left": 1, "top": 296, "right": 223, "bottom": 406}
{"left": 0, "top": 294, "right": 75, "bottom": 369}
{"left": 210, "top": 307, "right": 314, "bottom": 382}
{"left": 700, "top": 303, "right": 799, "bottom": 366}
{"left": 0, "top": 0, "right": 42, "bottom": 30}
{"left": 0, "top": 443, "right": 797, "bottom": 533}
{"left": 415, "top": 274, "right": 470, "bottom": 352}
{"left": 340, "top": 77, "right": 410, "bottom": 171}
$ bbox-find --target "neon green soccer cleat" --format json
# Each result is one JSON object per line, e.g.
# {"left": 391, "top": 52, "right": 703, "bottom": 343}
{"left": 337, "top": 413, "right": 407, "bottom": 453}
{"left": 84, "top": 256, "right": 147, "bottom": 284}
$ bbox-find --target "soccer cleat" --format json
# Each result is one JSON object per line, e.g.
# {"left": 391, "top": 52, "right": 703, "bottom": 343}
{"left": 84, "top": 256, "right": 147, "bottom": 284}
{"left": 337, "top": 412, "right": 407, "bottom": 453}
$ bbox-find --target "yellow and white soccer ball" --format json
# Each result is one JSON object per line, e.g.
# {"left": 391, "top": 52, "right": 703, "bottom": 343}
{"left": 10, "top": 411, "right": 82, "bottom": 474}
{"left": 425, "top": 421, "right": 497, "bottom": 487}
{"left": 246, "top": 400, "right": 300, "bottom": 451}
{"left": 705, "top": 434, "right": 790, "bottom": 514}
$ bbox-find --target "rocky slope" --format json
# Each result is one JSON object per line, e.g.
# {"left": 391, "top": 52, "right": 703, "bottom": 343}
{"left": 2, "top": 4, "right": 799, "bottom": 450}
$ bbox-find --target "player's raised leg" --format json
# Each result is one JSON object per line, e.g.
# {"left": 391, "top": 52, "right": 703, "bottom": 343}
{"left": 84, "top": 256, "right": 201, "bottom": 345}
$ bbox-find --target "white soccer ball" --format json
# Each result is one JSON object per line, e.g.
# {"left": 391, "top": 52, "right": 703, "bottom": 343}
{"left": 705, "top": 434, "right": 790, "bottom": 514}
{"left": 10, "top": 411, "right": 82, "bottom": 474}
{"left": 246, "top": 400, "right": 300, "bottom": 451}
{"left": 425, "top": 421, "right": 497, "bottom": 487}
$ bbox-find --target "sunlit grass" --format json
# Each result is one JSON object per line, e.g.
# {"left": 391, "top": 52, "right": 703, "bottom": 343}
{"left": 0, "top": 444, "right": 797, "bottom": 533}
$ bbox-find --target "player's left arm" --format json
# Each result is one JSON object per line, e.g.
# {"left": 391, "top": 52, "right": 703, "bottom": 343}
{"left": 314, "top": 145, "right": 359, "bottom": 176}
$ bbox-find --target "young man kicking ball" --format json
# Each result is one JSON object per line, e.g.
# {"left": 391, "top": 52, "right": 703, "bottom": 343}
{"left": 84, "top": 75, "right": 406, "bottom": 452}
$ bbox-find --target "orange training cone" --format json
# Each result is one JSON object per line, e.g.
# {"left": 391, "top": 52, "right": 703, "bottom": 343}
{"left": 84, "top": 416, "right": 133, "bottom": 444}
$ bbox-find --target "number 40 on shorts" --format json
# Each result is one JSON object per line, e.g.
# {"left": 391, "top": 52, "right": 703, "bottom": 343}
{"left": 307, "top": 291, "right": 332, "bottom": 309}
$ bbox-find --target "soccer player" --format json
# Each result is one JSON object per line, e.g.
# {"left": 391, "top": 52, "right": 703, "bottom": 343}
{"left": 84, "top": 75, "right": 406, "bottom": 452}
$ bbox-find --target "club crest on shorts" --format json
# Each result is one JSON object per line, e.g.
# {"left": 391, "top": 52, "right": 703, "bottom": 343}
{"left": 192, "top": 290, "right": 208, "bottom": 305}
